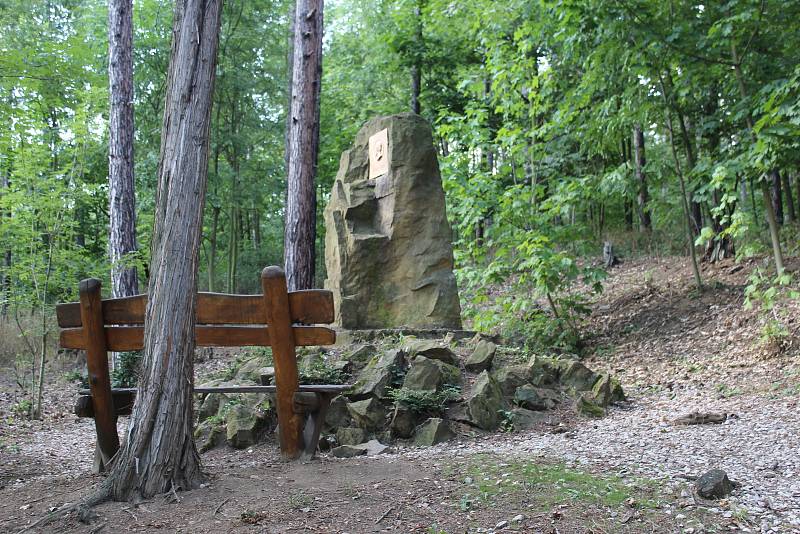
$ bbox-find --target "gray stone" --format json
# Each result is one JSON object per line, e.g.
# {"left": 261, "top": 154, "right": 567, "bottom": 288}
{"left": 465, "top": 340, "right": 496, "bottom": 373}
{"left": 331, "top": 444, "right": 367, "bottom": 458}
{"left": 390, "top": 406, "right": 418, "bottom": 439}
{"left": 347, "top": 398, "right": 386, "bottom": 430}
{"left": 353, "top": 439, "right": 390, "bottom": 456}
{"left": 510, "top": 408, "right": 548, "bottom": 430}
{"left": 586, "top": 374, "right": 625, "bottom": 407}
{"left": 324, "top": 113, "right": 462, "bottom": 329}
{"left": 576, "top": 394, "right": 606, "bottom": 417}
{"left": 197, "top": 393, "right": 222, "bottom": 423}
{"left": 559, "top": 360, "right": 599, "bottom": 391}
{"left": 259, "top": 367, "right": 275, "bottom": 385}
{"left": 350, "top": 349, "right": 406, "bottom": 399}
{"left": 236, "top": 357, "right": 271, "bottom": 383}
{"left": 402, "top": 356, "right": 461, "bottom": 391}
{"left": 226, "top": 404, "right": 267, "bottom": 449}
{"left": 413, "top": 417, "right": 454, "bottom": 446}
{"left": 194, "top": 419, "right": 225, "bottom": 453}
{"left": 696, "top": 469, "right": 734, "bottom": 499}
{"left": 514, "top": 385, "right": 559, "bottom": 411}
{"left": 493, "top": 365, "right": 531, "bottom": 397}
{"left": 405, "top": 339, "right": 458, "bottom": 365}
{"left": 465, "top": 371, "right": 506, "bottom": 430}
{"left": 336, "top": 427, "right": 369, "bottom": 446}
{"left": 324, "top": 395, "right": 352, "bottom": 431}
{"left": 527, "top": 356, "right": 560, "bottom": 387}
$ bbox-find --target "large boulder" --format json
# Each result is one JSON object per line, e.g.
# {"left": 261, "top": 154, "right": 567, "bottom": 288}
{"left": 226, "top": 404, "right": 268, "bottom": 449}
{"left": 347, "top": 398, "right": 387, "bottom": 430}
{"left": 402, "top": 356, "right": 461, "bottom": 391}
{"left": 405, "top": 339, "right": 458, "bottom": 366}
{"left": 493, "top": 365, "right": 531, "bottom": 397}
{"left": 194, "top": 419, "right": 226, "bottom": 452}
{"left": 323, "top": 113, "right": 462, "bottom": 329}
{"left": 465, "top": 371, "right": 506, "bottom": 430}
{"left": 527, "top": 356, "right": 561, "bottom": 387}
{"left": 465, "top": 340, "right": 496, "bottom": 373}
{"left": 337, "top": 427, "right": 369, "bottom": 446}
{"left": 414, "top": 418, "right": 455, "bottom": 446}
{"left": 390, "top": 405, "right": 418, "bottom": 439}
{"left": 559, "top": 360, "right": 600, "bottom": 392}
{"left": 513, "top": 385, "right": 560, "bottom": 411}
{"left": 350, "top": 349, "right": 406, "bottom": 399}
{"left": 324, "top": 395, "right": 352, "bottom": 431}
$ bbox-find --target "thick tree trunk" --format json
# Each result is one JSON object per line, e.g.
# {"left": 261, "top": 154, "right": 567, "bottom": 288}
{"left": 781, "top": 171, "right": 795, "bottom": 223}
{"left": 106, "top": 0, "right": 222, "bottom": 501}
{"left": 410, "top": 1, "right": 423, "bottom": 114}
{"left": 108, "top": 0, "right": 139, "bottom": 299}
{"left": 770, "top": 169, "right": 784, "bottom": 225}
{"left": 284, "top": 0, "right": 323, "bottom": 291}
{"left": 633, "top": 124, "right": 651, "bottom": 232}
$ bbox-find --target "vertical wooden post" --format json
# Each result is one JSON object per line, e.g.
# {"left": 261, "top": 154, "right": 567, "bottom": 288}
{"left": 79, "top": 278, "right": 119, "bottom": 471}
{"left": 262, "top": 266, "right": 303, "bottom": 458}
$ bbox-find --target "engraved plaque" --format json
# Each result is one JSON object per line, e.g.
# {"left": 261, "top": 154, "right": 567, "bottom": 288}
{"left": 368, "top": 128, "right": 389, "bottom": 179}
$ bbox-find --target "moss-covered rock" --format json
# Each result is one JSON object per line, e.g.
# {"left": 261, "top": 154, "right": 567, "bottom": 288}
{"left": 226, "top": 404, "right": 268, "bottom": 449}
{"left": 465, "top": 340, "right": 496, "bottom": 373}
{"left": 413, "top": 418, "right": 454, "bottom": 446}
{"left": 405, "top": 339, "right": 459, "bottom": 365}
{"left": 492, "top": 365, "right": 531, "bottom": 397}
{"left": 465, "top": 371, "right": 506, "bottom": 430}
{"left": 402, "top": 356, "right": 461, "bottom": 391}
{"left": 336, "top": 427, "right": 369, "bottom": 446}
{"left": 350, "top": 349, "right": 406, "bottom": 399}
{"left": 347, "top": 397, "right": 387, "bottom": 430}
{"left": 559, "top": 360, "right": 600, "bottom": 392}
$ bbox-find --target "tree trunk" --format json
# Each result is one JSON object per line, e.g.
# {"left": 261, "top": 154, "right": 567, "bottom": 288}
{"left": 208, "top": 205, "right": 219, "bottom": 292}
{"left": 284, "top": 0, "right": 323, "bottom": 291}
{"left": 633, "top": 124, "right": 651, "bottom": 232}
{"left": 108, "top": 0, "right": 139, "bottom": 299}
{"left": 781, "top": 171, "right": 795, "bottom": 223}
{"left": 1, "top": 167, "right": 9, "bottom": 318}
{"left": 105, "top": 0, "right": 222, "bottom": 501}
{"left": 770, "top": 169, "right": 784, "bottom": 225}
{"left": 410, "top": 1, "right": 423, "bottom": 114}
{"left": 731, "top": 43, "right": 784, "bottom": 273}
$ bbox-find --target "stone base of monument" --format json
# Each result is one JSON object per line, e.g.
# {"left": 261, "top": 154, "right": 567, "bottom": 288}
{"left": 334, "top": 328, "right": 479, "bottom": 346}
{"left": 193, "top": 331, "right": 627, "bottom": 455}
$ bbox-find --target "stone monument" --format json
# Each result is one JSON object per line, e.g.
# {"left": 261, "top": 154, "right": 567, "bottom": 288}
{"left": 324, "top": 113, "right": 462, "bottom": 329}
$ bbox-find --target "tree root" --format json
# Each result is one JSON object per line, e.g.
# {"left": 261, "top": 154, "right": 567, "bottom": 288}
{"left": 15, "top": 479, "right": 112, "bottom": 534}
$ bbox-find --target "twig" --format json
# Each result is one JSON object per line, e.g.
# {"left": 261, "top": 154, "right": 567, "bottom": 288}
{"left": 375, "top": 506, "right": 393, "bottom": 524}
{"left": 89, "top": 522, "right": 106, "bottom": 534}
{"left": 213, "top": 498, "right": 230, "bottom": 516}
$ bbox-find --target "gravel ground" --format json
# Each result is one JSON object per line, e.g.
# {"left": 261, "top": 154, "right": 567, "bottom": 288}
{"left": 404, "top": 389, "right": 800, "bottom": 533}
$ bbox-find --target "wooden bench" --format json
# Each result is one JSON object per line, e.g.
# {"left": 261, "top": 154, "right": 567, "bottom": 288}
{"left": 56, "top": 266, "right": 349, "bottom": 472}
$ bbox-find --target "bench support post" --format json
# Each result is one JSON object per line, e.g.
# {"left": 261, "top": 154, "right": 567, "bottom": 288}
{"left": 262, "top": 267, "right": 303, "bottom": 459}
{"left": 79, "top": 278, "right": 119, "bottom": 472}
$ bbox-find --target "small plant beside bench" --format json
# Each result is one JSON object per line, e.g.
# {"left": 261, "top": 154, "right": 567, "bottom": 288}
{"left": 57, "top": 266, "right": 349, "bottom": 472}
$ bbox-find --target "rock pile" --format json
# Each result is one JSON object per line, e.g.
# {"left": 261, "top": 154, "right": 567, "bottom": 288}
{"left": 193, "top": 333, "right": 625, "bottom": 454}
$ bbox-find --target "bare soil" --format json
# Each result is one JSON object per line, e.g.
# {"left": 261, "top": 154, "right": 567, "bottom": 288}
{"left": 1, "top": 255, "right": 798, "bottom": 534}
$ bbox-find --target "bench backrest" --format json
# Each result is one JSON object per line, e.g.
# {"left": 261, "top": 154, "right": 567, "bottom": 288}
{"left": 56, "top": 290, "right": 336, "bottom": 350}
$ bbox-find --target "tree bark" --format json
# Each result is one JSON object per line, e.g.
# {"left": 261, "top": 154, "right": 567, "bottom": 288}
{"left": 284, "top": 0, "right": 323, "bottom": 291}
{"left": 108, "top": 0, "right": 139, "bottom": 299}
{"left": 632, "top": 124, "right": 651, "bottom": 232}
{"left": 781, "top": 171, "right": 795, "bottom": 223}
{"left": 410, "top": 1, "right": 423, "bottom": 114}
{"left": 770, "top": 169, "right": 784, "bottom": 225}
{"left": 106, "top": 0, "right": 222, "bottom": 501}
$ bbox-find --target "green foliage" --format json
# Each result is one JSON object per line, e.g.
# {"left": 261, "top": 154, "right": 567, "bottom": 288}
{"left": 298, "top": 360, "right": 347, "bottom": 385}
{"left": 387, "top": 385, "right": 461, "bottom": 415}
{"left": 111, "top": 351, "right": 142, "bottom": 388}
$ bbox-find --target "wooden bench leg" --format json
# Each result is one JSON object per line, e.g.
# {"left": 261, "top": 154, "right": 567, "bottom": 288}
{"left": 301, "top": 393, "right": 335, "bottom": 459}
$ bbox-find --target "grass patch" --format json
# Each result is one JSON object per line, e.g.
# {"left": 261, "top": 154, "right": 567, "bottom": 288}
{"left": 453, "top": 454, "right": 659, "bottom": 513}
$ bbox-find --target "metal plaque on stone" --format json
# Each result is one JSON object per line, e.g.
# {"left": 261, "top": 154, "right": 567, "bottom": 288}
{"left": 368, "top": 128, "right": 389, "bottom": 179}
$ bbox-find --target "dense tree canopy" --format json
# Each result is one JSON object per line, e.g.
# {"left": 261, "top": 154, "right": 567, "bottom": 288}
{"left": 1, "top": 0, "right": 799, "bottom": 405}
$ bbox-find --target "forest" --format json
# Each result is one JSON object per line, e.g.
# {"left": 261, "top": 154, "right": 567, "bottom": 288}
{"left": 1, "top": 0, "right": 799, "bottom": 532}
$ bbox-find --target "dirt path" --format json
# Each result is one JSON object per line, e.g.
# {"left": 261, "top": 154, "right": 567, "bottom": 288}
{"left": 1, "top": 256, "right": 798, "bottom": 533}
